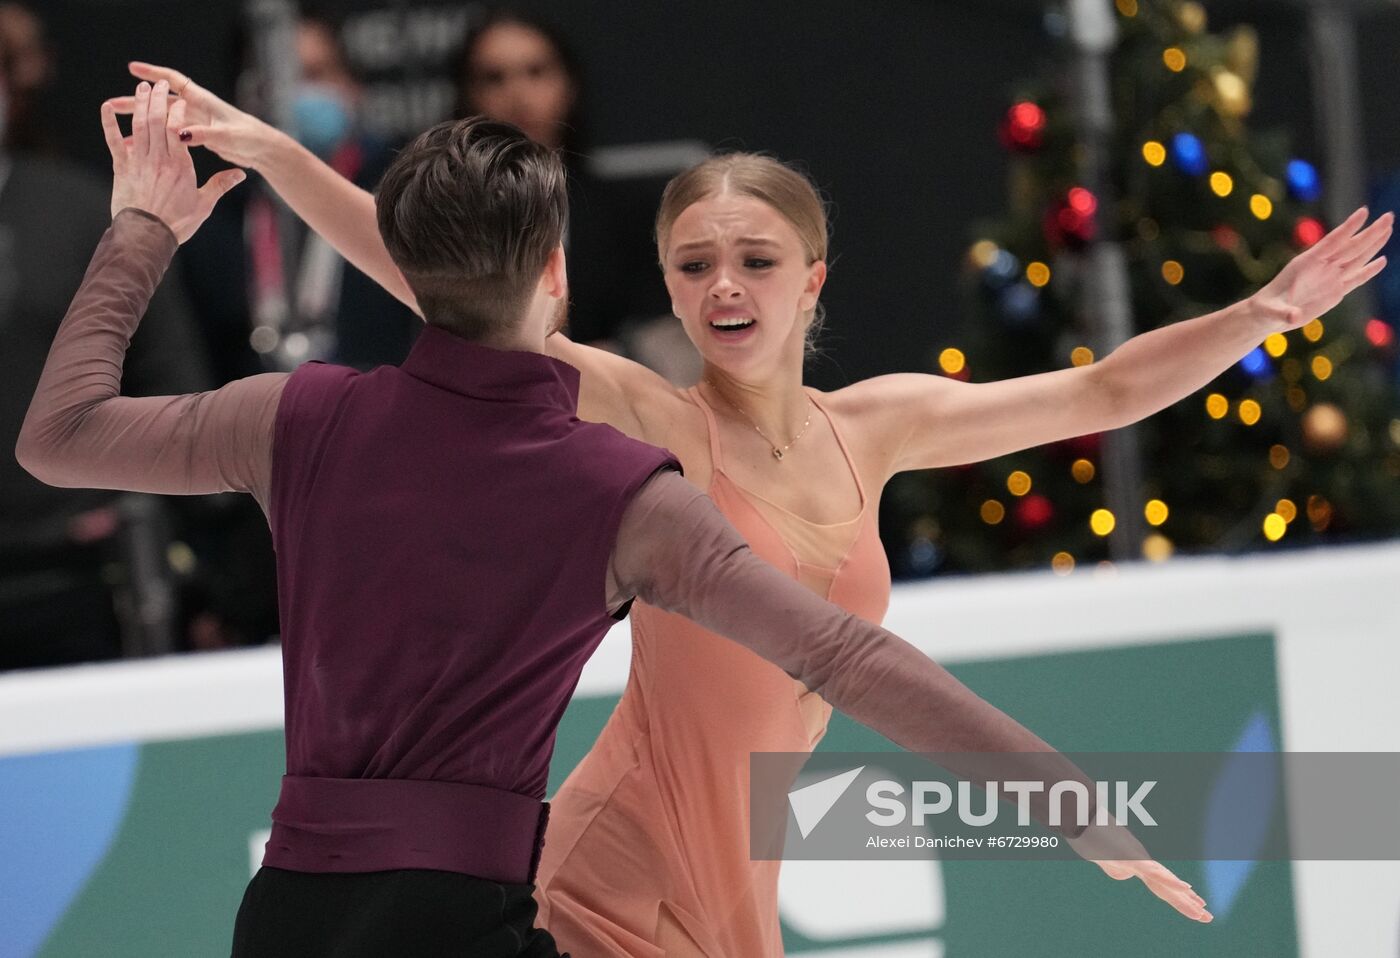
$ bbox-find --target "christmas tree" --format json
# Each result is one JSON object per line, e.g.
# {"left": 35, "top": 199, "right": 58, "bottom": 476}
{"left": 885, "top": 0, "right": 1400, "bottom": 577}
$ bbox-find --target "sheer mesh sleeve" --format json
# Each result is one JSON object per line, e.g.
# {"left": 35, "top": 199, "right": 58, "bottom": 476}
{"left": 16, "top": 209, "right": 285, "bottom": 513}
{"left": 607, "top": 470, "right": 1125, "bottom": 846}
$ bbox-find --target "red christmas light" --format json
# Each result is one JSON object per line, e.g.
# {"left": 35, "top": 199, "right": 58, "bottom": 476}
{"left": 1366, "top": 318, "right": 1395, "bottom": 348}
{"left": 1000, "top": 101, "right": 1047, "bottom": 153}
{"left": 1044, "top": 187, "right": 1099, "bottom": 249}
{"left": 1015, "top": 493, "right": 1055, "bottom": 532}
{"left": 1211, "top": 225, "right": 1240, "bottom": 250}
{"left": 1067, "top": 187, "right": 1098, "bottom": 215}
{"left": 1294, "top": 217, "right": 1326, "bottom": 248}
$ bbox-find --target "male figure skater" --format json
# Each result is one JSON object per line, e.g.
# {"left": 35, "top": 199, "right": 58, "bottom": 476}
{"left": 17, "top": 81, "right": 1206, "bottom": 956}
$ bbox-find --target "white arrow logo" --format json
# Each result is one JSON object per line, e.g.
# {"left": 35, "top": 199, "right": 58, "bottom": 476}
{"left": 788, "top": 766, "right": 865, "bottom": 839}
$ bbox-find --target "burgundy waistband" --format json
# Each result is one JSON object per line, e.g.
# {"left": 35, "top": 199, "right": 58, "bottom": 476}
{"left": 261, "top": 775, "right": 549, "bottom": 884}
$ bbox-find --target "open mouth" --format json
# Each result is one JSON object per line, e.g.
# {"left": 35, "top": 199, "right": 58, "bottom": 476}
{"left": 709, "top": 318, "right": 757, "bottom": 332}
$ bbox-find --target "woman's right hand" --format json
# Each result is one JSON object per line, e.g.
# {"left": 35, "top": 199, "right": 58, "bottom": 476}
{"left": 105, "top": 62, "right": 287, "bottom": 172}
{"left": 1069, "top": 820, "right": 1213, "bottom": 922}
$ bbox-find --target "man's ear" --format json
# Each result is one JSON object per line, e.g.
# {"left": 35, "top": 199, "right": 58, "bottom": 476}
{"left": 542, "top": 245, "right": 568, "bottom": 299}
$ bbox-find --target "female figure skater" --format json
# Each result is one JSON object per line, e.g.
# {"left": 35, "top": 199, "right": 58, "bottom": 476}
{"left": 116, "top": 63, "right": 1390, "bottom": 956}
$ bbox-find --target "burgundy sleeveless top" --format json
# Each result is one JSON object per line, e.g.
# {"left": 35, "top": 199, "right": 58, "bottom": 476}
{"left": 262, "top": 325, "right": 676, "bottom": 881}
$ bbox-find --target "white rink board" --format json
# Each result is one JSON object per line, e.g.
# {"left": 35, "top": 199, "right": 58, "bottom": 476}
{"left": 3, "top": 540, "right": 1398, "bottom": 957}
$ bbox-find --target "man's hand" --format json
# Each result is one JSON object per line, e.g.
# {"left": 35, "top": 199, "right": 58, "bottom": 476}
{"left": 101, "top": 79, "right": 245, "bottom": 243}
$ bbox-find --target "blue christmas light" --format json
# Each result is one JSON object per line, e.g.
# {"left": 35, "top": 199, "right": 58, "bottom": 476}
{"left": 906, "top": 536, "right": 943, "bottom": 575}
{"left": 999, "top": 282, "right": 1040, "bottom": 324}
{"left": 1239, "top": 346, "right": 1271, "bottom": 378}
{"left": 1285, "top": 159, "right": 1322, "bottom": 202}
{"left": 983, "top": 249, "right": 1021, "bottom": 287}
{"left": 1170, "top": 132, "right": 1208, "bottom": 177}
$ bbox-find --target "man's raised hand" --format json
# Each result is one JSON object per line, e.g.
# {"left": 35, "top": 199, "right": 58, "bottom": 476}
{"left": 101, "top": 79, "right": 245, "bottom": 244}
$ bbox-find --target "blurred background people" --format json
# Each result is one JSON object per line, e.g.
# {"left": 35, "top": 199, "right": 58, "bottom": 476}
{"left": 0, "top": 2, "right": 213, "bottom": 669}
{"left": 455, "top": 8, "right": 701, "bottom": 385}
{"left": 172, "top": 10, "right": 433, "bottom": 654}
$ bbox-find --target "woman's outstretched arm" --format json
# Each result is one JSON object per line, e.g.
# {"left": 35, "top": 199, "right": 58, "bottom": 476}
{"left": 839, "top": 207, "right": 1391, "bottom": 476}
{"left": 113, "top": 63, "right": 422, "bottom": 315}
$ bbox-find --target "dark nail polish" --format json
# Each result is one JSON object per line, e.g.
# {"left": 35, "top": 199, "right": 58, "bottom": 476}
{"left": 178, "top": 130, "right": 192, "bottom": 142}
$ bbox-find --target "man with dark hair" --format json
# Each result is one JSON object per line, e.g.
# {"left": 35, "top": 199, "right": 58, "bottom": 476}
{"left": 18, "top": 82, "right": 1202, "bottom": 956}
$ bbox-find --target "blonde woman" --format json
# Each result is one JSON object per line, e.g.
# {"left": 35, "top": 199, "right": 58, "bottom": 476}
{"left": 117, "top": 62, "right": 1388, "bottom": 956}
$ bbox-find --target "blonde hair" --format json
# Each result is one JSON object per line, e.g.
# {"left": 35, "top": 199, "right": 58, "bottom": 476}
{"left": 655, "top": 153, "right": 830, "bottom": 353}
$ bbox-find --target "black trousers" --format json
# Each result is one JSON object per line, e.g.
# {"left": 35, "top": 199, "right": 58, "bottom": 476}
{"left": 231, "top": 867, "right": 567, "bottom": 957}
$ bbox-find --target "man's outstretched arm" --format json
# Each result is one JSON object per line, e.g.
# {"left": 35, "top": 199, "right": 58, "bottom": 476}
{"left": 606, "top": 469, "right": 1212, "bottom": 923}
{"left": 16, "top": 81, "right": 283, "bottom": 510}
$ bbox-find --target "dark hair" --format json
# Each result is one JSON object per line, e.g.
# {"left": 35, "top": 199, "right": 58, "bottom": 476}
{"left": 452, "top": 8, "right": 585, "bottom": 159}
{"left": 375, "top": 117, "right": 568, "bottom": 341}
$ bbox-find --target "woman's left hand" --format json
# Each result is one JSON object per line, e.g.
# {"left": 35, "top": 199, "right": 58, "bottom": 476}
{"left": 1248, "top": 206, "right": 1392, "bottom": 331}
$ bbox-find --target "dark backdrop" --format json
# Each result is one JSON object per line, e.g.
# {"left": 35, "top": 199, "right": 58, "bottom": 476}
{"left": 30, "top": 0, "right": 1400, "bottom": 390}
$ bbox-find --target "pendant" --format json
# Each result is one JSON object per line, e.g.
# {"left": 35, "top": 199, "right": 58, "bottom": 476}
{"left": 773, "top": 449, "right": 785, "bottom": 461}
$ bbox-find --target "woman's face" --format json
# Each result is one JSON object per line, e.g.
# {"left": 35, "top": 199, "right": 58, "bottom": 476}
{"left": 464, "top": 23, "right": 575, "bottom": 149}
{"left": 663, "top": 193, "right": 826, "bottom": 379}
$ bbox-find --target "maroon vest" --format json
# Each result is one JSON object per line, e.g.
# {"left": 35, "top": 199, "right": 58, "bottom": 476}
{"left": 261, "top": 326, "right": 676, "bottom": 882}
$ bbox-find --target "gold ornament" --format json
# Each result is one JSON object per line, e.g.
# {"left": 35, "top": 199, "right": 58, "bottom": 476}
{"left": 1178, "top": 1, "right": 1207, "bottom": 33}
{"left": 1301, "top": 402, "right": 1348, "bottom": 455}
{"left": 1212, "top": 68, "right": 1251, "bottom": 118}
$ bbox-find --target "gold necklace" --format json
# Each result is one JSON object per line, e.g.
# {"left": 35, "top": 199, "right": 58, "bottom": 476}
{"left": 704, "top": 380, "right": 813, "bottom": 461}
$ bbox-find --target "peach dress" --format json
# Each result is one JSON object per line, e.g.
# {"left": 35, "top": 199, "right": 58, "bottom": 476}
{"left": 535, "top": 387, "right": 892, "bottom": 957}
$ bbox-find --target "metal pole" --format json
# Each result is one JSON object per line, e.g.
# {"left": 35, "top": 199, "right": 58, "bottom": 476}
{"left": 1306, "top": 0, "right": 1368, "bottom": 223}
{"left": 1306, "top": 0, "right": 1376, "bottom": 327}
{"left": 1068, "top": 0, "right": 1147, "bottom": 561}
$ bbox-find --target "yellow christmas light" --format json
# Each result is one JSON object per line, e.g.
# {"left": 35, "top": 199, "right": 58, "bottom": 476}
{"left": 1090, "top": 509, "right": 1117, "bottom": 537}
{"left": 1142, "top": 533, "right": 1174, "bottom": 562}
{"left": 1052, "top": 552, "right": 1075, "bottom": 575}
{"left": 969, "top": 240, "right": 999, "bottom": 269}
{"left": 980, "top": 500, "right": 1006, "bottom": 525}
{"left": 1116, "top": 0, "right": 1139, "bottom": 16}
{"left": 1311, "top": 355, "right": 1333, "bottom": 381}
{"left": 1142, "top": 141, "right": 1167, "bottom": 166}
{"left": 1390, "top": 419, "right": 1400, "bottom": 447}
{"left": 1276, "top": 499, "right": 1297, "bottom": 524}
{"left": 1249, "top": 194, "right": 1273, "bottom": 220}
{"left": 1162, "top": 260, "right": 1185, "bottom": 285}
{"left": 1205, "top": 393, "right": 1229, "bottom": 419}
{"left": 939, "top": 348, "right": 966, "bottom": 375}
{"left": 1006, "top": 471, "right": 1032, "bottom": 497}
{"left": 1302, "top": 319, "right": 1324, "bottom": 342}
{"left": 1238, "top": 399, "right": 1262, "bottom": 425}
{"left": 1071, "top": 458, "right": 1096, "bottom": 483}
{"left": 1070, "top": 346, "right": 1095, "bottom": 367}
{"left": 1163, "top": 47, "right": 1188, "bottom": 72}
{"left": 1026, "top": 261, "right": 1052, "bottom": 287}
{"left": 1209, "top": 171, "right": 1234, "bottom": 196}
{"left": 1142, "top": 532, "right": 1176, "bottom": 560}
{"left": 1264, "top": 333, "right": 1288, "bottom": 358}
{"left": 1269, "top": 444, "right": 1290, "bottom": 469}
{"left": 1263, "top": 513, "right": 1287, "bottom": 541}
{"left": 1286, "top": 386, "right": 1307, "bottom": 411}
{"left": 1144, "top": 499, "right": 1169, "bottom": 526}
